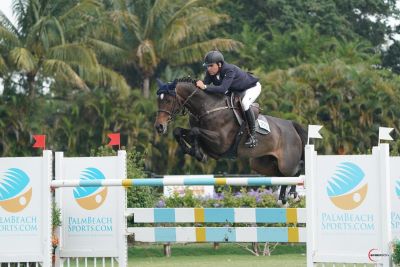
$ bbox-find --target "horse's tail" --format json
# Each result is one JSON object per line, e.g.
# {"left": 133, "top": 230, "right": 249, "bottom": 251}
{"left": 292, "top": 121, "right": 307, "bottom": 161}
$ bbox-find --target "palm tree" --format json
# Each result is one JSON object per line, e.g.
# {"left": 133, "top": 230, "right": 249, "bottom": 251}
{"left": 0, "top": 0, "right": 129, "bottom": 99}
{"left": 112, "top": 0, "right": 241, "bottom": 98}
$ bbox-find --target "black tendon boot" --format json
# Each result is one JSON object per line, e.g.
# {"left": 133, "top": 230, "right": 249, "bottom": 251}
{"left": 244, "top": 109, "right": 257, "bottom": 148}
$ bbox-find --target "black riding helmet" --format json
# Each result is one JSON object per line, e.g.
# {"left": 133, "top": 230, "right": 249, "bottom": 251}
{"left": 203, "top": 50, "right": 224, "bottom": 67}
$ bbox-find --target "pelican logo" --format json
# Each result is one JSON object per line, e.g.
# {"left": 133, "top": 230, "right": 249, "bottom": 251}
{"left": 0, "top": 168, "right": 32, "bottom": 213}
{"left": 326, "top": 162, "right": 368, "bottom": 210}
{"left": 73, "top": 168, "right": 108, "bottom": 210}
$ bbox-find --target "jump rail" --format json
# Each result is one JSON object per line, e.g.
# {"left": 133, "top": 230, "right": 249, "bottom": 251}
{"left": 50, "top": 175, "right": 305, "bottom": 188}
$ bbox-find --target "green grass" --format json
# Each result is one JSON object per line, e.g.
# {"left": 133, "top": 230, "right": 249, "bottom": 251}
{"left": 128, "top": 243, "right": 307, "bottom": 267}
{"left": 61, "top": 244, "right": 376, "bottom": 267}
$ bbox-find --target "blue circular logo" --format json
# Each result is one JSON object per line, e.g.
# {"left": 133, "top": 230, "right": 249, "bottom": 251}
{"left": 0, "top": 168, "right": 32, "bottom": 212}
{"left": 326, "top": 162, "right": 368, "bottom": 210}
{"left": 73, "top": 168, "right": 108, "bottom": 210}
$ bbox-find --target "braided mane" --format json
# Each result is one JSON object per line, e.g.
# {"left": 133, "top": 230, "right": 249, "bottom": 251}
{"left": 174, "top": 77, "right": 197, "bottom": 85}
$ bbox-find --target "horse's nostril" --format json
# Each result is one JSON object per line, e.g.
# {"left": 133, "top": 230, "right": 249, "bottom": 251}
{"left": 156, "top": 124, "right": 164, "bottom": 133}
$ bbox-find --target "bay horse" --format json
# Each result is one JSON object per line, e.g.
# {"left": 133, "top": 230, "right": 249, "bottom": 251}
{"left": 154, "top": 78, "right": 307, "bottom": 203}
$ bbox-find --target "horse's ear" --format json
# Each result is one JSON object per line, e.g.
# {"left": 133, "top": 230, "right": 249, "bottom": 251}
{"left": 156, "top": 78, "right": 164, "bottom": 88}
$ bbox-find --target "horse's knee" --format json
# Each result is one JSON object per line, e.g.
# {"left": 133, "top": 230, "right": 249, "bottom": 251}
{"left": 191, "top": 127, "right": 201, "bottom": 136}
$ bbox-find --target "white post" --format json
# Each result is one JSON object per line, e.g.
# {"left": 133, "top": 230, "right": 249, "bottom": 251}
{"left": 42, "top": 150, "right": 53, "bottom": 267}
{"left": 305, "top": 145, "right": 316, "bottom": 267}
{"left": 117, "top": 150, "right": 128, "bottom": 267}
{"left": 376, "top": 144, "right": 392, "bottom": 267}
{"left": 55, "top": 152, "right": 64, "bottom": 267}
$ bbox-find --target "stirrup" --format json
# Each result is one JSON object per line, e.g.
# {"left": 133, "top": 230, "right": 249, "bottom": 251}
{"left": 245, "top": 135, "right": 257, "bottom": 148}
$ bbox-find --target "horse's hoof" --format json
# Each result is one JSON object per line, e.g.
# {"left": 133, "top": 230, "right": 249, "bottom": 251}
{"left": 195, "top": 152, "right": 207, "bottom": 162}
{"left": 277, "top": 200, "right": 289, "bottom": 207}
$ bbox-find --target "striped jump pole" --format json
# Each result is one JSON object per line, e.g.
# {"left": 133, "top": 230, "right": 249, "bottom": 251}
{"left": 50, "top": 175, "right": 305, "bottom": 188}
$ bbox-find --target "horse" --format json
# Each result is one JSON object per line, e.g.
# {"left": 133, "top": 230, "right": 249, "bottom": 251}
{"left": 154, "top": 78, "right": 307, "bottom": 203}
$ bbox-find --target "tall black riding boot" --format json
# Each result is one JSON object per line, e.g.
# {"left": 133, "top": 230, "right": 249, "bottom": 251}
{"left": 244, "top": 109, "right": 257, "bottom": 148}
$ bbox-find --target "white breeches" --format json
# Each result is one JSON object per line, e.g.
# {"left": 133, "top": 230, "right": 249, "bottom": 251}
{"left": 242, "top": 82, "right": 261, "bottom": 111}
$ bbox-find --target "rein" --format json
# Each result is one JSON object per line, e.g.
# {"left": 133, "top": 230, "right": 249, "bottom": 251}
{"left": 157, "top": 84, "right": 235, "bottom": 122}
{"left": 157, "top": 87, "right": 198, "bottom": 122}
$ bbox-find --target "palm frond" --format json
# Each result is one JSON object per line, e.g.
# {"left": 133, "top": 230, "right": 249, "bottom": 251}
{"left": 0, "top": 25, "right": 21, "bottom": 48}
{"left": 42, "top": 59, "right": 88, "bottom": 90}
{"left": 12, "top": 0, "right": 27, "bottom": 32}
{"left": 0, "top": 10, "right": 19, "bottom": 37}
{"left": 167, "top": 38, "right": 242, "bottom": 65}
{"left": 85, "top": 38, "right": 129, "bottom": 64}
{"left": 161, "top": 9, "right": 229, "bottom": 51}
{"left": 59, "top": 0, "right": 102, "bottom": 23}
{"left": 25, "top": 16, "right": 49, "bottom": 49}
{"left": 9, "top": 47, "right": 36, "bottom": 72}
{"left": 84, "top": 14, "right": 121, "bottom": 43}
{"left": 0, "top": 55, "right": 9, "bottom": 74}
{"left": 164, "top": 0, "right": 203, "bottom": 27}
{"left": 144, "top": 0, "right": 171, "bottom": 38}
{"left": 111, "top": 10, "right": 142, "bottom": 41}
{"left": 66, "top": 62, "right": 130, "bottom": 95}
{"left": 95, "top": 65, "right": 130, "bottom": 96}
{"left": 51, "top": 17, "right": 65, "bottom": 45}
{"left": 48, "top": 44, "right": 99, "bottom": 68}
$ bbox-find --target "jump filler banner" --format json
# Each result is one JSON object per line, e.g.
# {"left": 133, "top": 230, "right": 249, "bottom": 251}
{"left": 390, "top": 157, "right": 400, "bottom": 239}
{"left": 55, "top": 151, "right": 126, "bottom": 258}
{"left": 0, "top": 152, "right": 52, "bottom": 265}
{"left": 312, "top": 148, "right": 390, "bottom": 264}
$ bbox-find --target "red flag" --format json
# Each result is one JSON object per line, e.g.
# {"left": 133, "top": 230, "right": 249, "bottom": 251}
{"left": 107, "top": 133, "right": 120, "bottom": 147}
{"left": 33, "top": 135, "right": 46, "bottom": 149}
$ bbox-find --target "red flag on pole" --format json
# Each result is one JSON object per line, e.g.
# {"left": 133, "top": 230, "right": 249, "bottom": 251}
{"left": 107, "top": 133, "right": 120, "bottom": 148}
{"left": 33, "top": 135, "right": 46, "bottom": 149}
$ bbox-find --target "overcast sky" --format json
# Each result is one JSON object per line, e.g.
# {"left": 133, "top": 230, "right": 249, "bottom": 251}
{"left": 0, "top": 0, "right": 14, "bottom": 25}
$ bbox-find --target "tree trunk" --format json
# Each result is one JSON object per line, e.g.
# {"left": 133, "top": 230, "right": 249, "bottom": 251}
{"left": 143, "top": 77, "right": 150, "bottom": 98}
{"left": 27, "top": 72, "right": 36, "bottom": 100}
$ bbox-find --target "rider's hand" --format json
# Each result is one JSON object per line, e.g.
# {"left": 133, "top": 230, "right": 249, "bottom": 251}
{"left": 196, "top": 80, "right": 206, "bottom": 90}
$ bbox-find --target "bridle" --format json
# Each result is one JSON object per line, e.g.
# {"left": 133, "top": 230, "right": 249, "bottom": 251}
{"left": 157, "top": 87, "right": 198, "bottom": 123}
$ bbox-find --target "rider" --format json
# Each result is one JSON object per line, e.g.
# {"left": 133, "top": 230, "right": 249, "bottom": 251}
{"left": 196, "top": 50, "right": 261, "bottom": 148}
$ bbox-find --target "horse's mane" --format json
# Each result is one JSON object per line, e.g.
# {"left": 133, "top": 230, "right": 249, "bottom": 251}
{"left": 175, "top": 77, "right": 225, "bottom": 102}
{"left": 175, "top": 77, "right": 196, "bottom": 84}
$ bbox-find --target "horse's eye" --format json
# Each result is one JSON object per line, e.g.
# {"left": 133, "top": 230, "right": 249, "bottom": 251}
{"left": 160, "top": 94, "right": 164, "bottom": 100}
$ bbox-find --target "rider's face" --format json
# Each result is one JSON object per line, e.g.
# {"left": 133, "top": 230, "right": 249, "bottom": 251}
{"left": 207, "top": 63, "right": 220, "bottom": 75}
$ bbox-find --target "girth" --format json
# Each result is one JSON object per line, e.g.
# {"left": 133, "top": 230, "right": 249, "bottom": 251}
{"left": 189, "top": 93, "right": 259, "bottom": 122}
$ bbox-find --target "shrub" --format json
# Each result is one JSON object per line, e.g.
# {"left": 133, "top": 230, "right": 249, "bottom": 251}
{"left": 393, "top": 240, "right": 400, "bottom": 265}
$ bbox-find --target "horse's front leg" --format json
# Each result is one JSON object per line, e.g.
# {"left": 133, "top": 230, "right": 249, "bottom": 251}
{"left": 173, "top": 127, "right": 194, "bottom": 155}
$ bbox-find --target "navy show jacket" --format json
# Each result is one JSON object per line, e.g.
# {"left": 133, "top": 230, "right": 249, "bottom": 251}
{"left": 203, "top": 62, "right": 259, "bottom": 94}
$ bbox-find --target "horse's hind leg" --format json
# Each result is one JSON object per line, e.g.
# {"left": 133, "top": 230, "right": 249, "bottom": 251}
{"left": 250, "top": 156, "right": 288, "bottom": 204}
{"left": 250, "top": 156, "right": 280, "bottom": 176}
{"left": 286, "top": 167, "right": 304, "bottom": 200}
{"left": 288, "top": 185, "right": 298, "bottom": 199}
